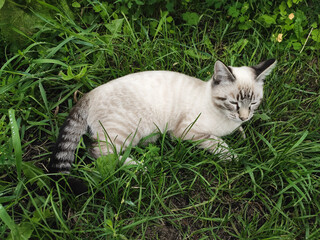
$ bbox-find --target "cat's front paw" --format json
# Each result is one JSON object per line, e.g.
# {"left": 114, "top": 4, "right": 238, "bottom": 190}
{"left": 122, "top": 156, "right": 148, "bottom": 173}
{"left": 220, "top": 150, "right": 238, "bottom": 161}
{"left": 217, "top": 143, "right": 238, "bottom": 161}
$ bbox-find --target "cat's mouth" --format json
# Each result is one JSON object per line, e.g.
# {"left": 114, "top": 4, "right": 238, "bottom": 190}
{"left": 227, "top": 113, "right": 251, "bottom": 123}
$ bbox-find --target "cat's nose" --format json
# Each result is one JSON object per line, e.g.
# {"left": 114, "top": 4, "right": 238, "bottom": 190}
{"left": 239, "top": 108, "right": 249, "bottom": 121}
{"left": 239, "top": 116, "right": 248, "bottom": 121}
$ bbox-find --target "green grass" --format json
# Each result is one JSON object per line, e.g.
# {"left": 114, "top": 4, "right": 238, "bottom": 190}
{"left": 1, "top": 1, "right": 320, "bottom": 239}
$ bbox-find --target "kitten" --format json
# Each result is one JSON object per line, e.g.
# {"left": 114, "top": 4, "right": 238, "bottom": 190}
{"left": 48, "top": 59, "right": 276, "bottom": 176}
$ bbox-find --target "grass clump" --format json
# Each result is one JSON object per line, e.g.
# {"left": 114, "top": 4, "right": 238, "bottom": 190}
{"left": 0, "top": 1, "right": 320, "bottom": 239}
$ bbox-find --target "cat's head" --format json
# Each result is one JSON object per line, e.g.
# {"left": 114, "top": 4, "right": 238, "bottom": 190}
{"left": 211, "top": 59, "right": 276, "bottom": 122}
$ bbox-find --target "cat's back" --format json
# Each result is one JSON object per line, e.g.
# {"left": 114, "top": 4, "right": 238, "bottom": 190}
{"left": 98, "top": 70, "right": 202, "bottom": 89}
{"left": 88, "top": 70, "right": 206, "bottom": 102}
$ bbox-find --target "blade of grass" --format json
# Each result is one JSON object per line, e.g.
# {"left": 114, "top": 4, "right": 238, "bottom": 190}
{"left": 8, "top": 109, "right": 22, "bottom": 180}
{"left": 0, "top": 204, "right": 20, "bottom": 240}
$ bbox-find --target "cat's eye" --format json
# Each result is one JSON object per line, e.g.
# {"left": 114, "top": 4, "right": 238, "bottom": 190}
{"left": 229, "top": 101, "right": 239, "bottom": 110}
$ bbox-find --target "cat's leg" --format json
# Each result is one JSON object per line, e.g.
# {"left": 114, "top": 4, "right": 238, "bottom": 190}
{"left": 90, "top": 140, "right": 137, "bottom": 165}
{"left": 90, "top": 126, "right": 145, "bottom": 166}
{"left": 183, "top": 131, "right": 236, "bottom": 161}
{"left": 172, "top": 121, "right": 233, "bottom": 160}
{"left": 197, "top": 135, "right": 234, "bottom": 160}
{"left": 239, "top": 126, "right": 246, "bottom": 139}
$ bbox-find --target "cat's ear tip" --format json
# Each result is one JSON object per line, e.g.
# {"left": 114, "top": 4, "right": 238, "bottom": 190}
{"left": 214, "top": 60, "right": 229, "bottom": 68}
{"left": 214, "top": 60, "right": 224, "bottom": 65}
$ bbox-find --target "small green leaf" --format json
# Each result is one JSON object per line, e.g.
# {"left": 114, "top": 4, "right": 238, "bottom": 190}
{"left": 74, "top": 65, "right": 88, "bottom": 80}
{"left": 254, "top": 113, "right": 270, "bottom": 121}
{"left": 241, "top": 2, "right": 249, "bottom": 14}
{"left": 166, "top": 1, "right": 174, "bottom": 12}
{"left": 184, "top": 49, "right": 211, "bottom": 60}
{"left": 135, "top": 0, "right": 144, "bottom": 5}
{"left": 72, "top": 2, "right": 81, "bottom": 8}
{"left": 228, "top": 6, "right": 240, "bottom": 18}
{"left": 67, "top": 66, "right": 74, "bottom": 78}
{"left": 93, "top": 5, "right": 101, "bottom": 12}
{"left": 260, "top": 15, "right": 276, "bottom": 25}
{"left": 166, "top": 16, "right": 173, "bottom": 23}
{"left": 311, "top": 22, "right": 318, "bottom": 28}
{"left": 0, "top": 0, "right": 5, "bottom": 10}
{"left": 279, "top": 1, "right": 287, "bottom": 16}
{"left": 287, "top": 0, "right": 292, "bottom": 7}
{"left": 96, "top": 154, "right": 118, "bottom": 178}
{"left": 22, "top": 162, "right": 49, "bottom": 189}
{"left": 204, "top": 34, "right": 214, "bottom": 53}
{"left": 311, "top": 29, "right": 320, "bottom": 42}
{"left": 292, "top": 41, "right": 302, "bottom": 50}
{"left": 293, "top": 22, "right": 303, "bottom": 40}
{"left": 125, "top": 200, "right": 136, "bottom": 207}
{"left": 105, "top": 219, "right": 113, "bottom": 229}
{"left": 239, "top": 21, "right": 252, "bottom": 30}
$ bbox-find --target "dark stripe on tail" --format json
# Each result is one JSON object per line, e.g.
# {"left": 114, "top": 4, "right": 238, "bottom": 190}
{"left": 48, "top": 95, "right": 89, "bottom": 173}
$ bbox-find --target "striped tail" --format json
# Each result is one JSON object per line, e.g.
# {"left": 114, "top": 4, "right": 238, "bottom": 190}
{"left": 48, "top": 96, "right": 89, "bottom": 174}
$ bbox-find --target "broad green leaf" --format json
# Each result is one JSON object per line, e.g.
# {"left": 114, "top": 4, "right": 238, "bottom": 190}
{"left": 0, "top": 204, "right": 20, "bottom": 239}
{"left": 7, "top": 222, "right": 34, "bottom": 240}
{"left": 105, "top": 19, "right": 124, "bottom": 36}
{"left": 182, "top": 12, "right": 200, "bottom": 25}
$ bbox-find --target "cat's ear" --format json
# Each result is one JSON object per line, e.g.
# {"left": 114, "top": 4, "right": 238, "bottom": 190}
{"left": 252, "top": 59, "right": 277, "bottom": 82}
{"left": 212, "top": 60, "right": 235, "bottom": 86}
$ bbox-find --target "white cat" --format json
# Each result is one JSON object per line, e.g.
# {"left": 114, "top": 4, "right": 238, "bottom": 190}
{"left": 48, "top": 59, "right": 276, "bottom": 174}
